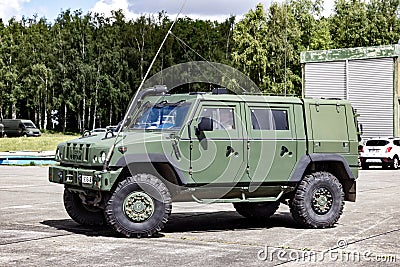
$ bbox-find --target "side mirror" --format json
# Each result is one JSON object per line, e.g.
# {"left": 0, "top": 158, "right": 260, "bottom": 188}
{"left": 195, "top": 117, "right": 213, "bottom": 135}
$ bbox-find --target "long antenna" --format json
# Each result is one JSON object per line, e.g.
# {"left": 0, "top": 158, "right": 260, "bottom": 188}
{"left": 284, "top": 0, "right": 288, "bottom": 96}
{"left": 103, "top": 0, "right": 187, "bottom": 171}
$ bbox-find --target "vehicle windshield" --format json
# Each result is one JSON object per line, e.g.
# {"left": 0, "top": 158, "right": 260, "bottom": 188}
{"left": 131, "top": 100, "right": 190, "bottom": 130}
{"left": 366, "top": 140, "right": 389, "bottom": 146}
{"left": 23, "top": 122, "right": 36, "bottom": 128}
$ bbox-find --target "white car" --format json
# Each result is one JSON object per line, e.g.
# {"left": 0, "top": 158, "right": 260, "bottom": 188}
{"left": 90, "top": 128, "right": 107, "bottom": 134}
{"left": 359, "top": 138, "right": 400, "bottom": 169}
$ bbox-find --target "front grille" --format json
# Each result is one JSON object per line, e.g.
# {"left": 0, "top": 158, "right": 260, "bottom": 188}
{"left": 64, "top": 143, "right": 91, "bottom": 163}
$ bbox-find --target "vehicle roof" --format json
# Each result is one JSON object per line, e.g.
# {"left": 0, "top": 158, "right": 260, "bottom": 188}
{"left": 366, "top": 137, "right": 399, "bottom": 141}
{"left": 147, "top": 93, "right": 351, "bottom": 105}
{"left": 2, "top": 119, "right": 33, "bottom": 122}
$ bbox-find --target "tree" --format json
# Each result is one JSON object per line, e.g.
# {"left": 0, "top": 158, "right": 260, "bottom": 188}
{"left": 232, "top": 4, "right": 269, "bottom": 91}
{"left": 330, "top": 0, "right": 369, "bottom": 48}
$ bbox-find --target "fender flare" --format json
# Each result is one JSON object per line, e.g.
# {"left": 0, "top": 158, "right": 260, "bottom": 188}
{"left": 289, "top": 153, "right": 355, "bottom": 182}
{"left": 115, "top": 153, "right": 187, "bottom": 185}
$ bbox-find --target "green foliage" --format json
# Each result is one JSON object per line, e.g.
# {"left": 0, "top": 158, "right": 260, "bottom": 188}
{"left": 0, "top": 0, "right": 399, "bottom": 129}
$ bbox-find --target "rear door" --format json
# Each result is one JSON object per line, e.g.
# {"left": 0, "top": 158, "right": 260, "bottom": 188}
{"left": 245, "top": 103, "right": 298, "bottom": 183}
{"left": 308, "top": 103, "right": 349, "bottom": 153}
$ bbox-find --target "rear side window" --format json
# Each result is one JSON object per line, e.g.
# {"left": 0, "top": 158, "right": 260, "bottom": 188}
{"left": 251, "top": 109, "right": 289, "bottom": 131}
{"left": 366, "top": 140, "right": 389, "bottom": 146}
{"left": 393, "top": 140, "right": 400, "bottom": 146}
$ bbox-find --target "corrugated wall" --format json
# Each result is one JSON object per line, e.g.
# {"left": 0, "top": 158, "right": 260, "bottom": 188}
{"left": 304, "top": 57, "right": 394, "bottom": 139}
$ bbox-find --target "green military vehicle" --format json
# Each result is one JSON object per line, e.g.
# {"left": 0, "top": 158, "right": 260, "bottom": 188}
{"left": 49, "top": 86, "right": 359, "bottom": 237}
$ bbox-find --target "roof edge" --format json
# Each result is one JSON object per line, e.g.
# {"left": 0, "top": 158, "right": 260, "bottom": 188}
{"left": 300, "top": 44, "right": 400, "bottom": 63}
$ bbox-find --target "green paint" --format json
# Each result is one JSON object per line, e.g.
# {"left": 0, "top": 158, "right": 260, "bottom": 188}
{"left": 301, "top": 44, "right": 400, "bottom": 63}
{"left": 49, "top": 93, "right": 358, "bottom": 203}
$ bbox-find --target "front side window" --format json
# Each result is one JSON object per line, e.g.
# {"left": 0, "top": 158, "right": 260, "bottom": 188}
{"left": 199, "top": 107, "right": 235, "bottom": 130}
{"left": 251, "top": 108, "right": 289, "bottom": 131}
{"left": 23, "top": 122, "right": 36, "bottom": 128}
{"left": 132, "top": 101, "right": 190, "bottom": 130}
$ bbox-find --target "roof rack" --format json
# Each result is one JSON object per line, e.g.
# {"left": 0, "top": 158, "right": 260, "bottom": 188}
{"left": 242, "top": 92, "right": 297, "bottom": 97}
{"left": 188, "top": 92, "right": 206, "bottom": 95}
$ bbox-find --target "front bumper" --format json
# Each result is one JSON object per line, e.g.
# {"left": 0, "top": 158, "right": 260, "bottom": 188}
{"left": 49, "top": 165, "right": 122, "bottom": 191}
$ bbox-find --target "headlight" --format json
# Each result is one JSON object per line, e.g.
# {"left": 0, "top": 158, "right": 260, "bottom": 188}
{"left": 56, "top": 148, "right": 63, "bottom": 160}
{"left": 93, "top": 155, "right": 98, "bottom": 163}
{"left": 29, "top": 131, "right": 33, "bottom": 134}
{"left": 100, "top": 151, "right": 106, "bottom": 163}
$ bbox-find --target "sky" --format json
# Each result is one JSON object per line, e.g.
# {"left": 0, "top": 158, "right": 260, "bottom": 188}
{"left": 0, "top": 0, "right": 335, "bottom": 23}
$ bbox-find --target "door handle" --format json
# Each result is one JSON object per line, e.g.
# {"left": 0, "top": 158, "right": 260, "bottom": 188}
{"left": 280, "top": 146, "right": 291, "bottom": 157}
{"left": 226, "top": 146, "right": 238, "bottom": 157}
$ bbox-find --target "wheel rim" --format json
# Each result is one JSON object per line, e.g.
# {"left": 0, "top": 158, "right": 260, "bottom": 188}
{"left": 394, "top": 158, "right": 399, "bottom": 169}
{"left": 311, "top": 187, "right": 333, "bottom": 215}
{"left": 123, "top": 191, "right": 154, "bottom": 222}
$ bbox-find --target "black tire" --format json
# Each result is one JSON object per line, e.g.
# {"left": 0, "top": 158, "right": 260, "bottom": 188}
{"left": 290, "top": 172, "right": 344, "bottom": 228}
{"left": 233, "top": 202, "right": 280, "bottom": 220}
{"left": 392, "top": 157, "right": 399, "bottom": 170}
{"left": 104, "top": 174, "right": 172, "bottom": 238}
{"left": 63, "top": 189, "right": 106, "bottom": 226}
{"left": 361, "top": 163, "right": 369, "bottom": 170}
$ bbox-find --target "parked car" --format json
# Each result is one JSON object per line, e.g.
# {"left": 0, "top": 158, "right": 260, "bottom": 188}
{"left": 1, "top": 119, "right": 41, "bottom": 137}
{"left": 49, "top": 87, "right": 359, "bottom": 237}
{"left": 89, "top": 128, "right": 107, "bottom": 135}
{"left": 359, "top": 137, "right": 400, "bottom": 169}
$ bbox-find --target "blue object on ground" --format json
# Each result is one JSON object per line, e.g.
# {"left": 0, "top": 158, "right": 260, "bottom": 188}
{"left": 0, "top": 155, "right": 55, "bottom": 165}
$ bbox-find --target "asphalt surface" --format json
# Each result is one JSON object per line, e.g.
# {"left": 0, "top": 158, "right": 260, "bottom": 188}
{"left": 0, "top": 166, "right": 398, "bottom": 266}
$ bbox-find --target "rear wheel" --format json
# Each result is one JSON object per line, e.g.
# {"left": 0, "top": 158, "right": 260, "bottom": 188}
{"left": 63, "top": 189, "right": 106, "bottom": 226}
{"left": 104, "top": 174, "right": 172, "bottom": 238}
{"left": 233, "top": 202, "right": 280, "bottom": 220}
{"left": 361, "top": 163, "right": 369, "bottom": 170}
{"left": 290, "top": 171, "right": 344, "bottom": 228}
{"left": 392, "top": 157, "right": 399, "bottom": 170}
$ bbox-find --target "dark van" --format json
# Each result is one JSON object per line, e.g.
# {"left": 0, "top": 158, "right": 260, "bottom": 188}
{"left": 2, "top": 119, "right": 41, "bottom": 137}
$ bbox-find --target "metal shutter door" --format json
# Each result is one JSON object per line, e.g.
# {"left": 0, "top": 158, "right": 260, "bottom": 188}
{"left": 304, "top": 61, "right": 346, "bottom": 99}
{"left": 347, "top": 58, "right": 393, "bottom": 138}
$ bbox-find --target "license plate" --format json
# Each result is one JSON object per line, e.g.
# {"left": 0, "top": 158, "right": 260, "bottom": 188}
{"left": 366, "top": 159, "right": 381, "bottom": 163}
{"left": 82, "top": 175, "right": 93, "bottom": 184}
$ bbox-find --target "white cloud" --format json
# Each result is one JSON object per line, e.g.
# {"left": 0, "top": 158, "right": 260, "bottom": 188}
{"left": 91, "top": 0, "right": 136, "bottom": 20}
{"left": 90, "top": 0, "right": 272, "bottom": 22}
{"left": 0, "top": 0, "right": 30, "bottom": 21}
{"left": 322, "top": 0, "right": 335, "bottom": 17}
{"left": 90, "top": 0, "right": 336, "bottom": 22}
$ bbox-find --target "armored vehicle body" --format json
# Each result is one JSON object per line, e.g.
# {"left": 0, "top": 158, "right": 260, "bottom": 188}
{"left": 49, "top": 87, "right": 359, "bottom": 237}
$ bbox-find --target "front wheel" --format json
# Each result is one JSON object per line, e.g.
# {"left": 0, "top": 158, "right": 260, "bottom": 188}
{"left": 63, "top": 189, "right": 106, "bottom": 226}
{"left": 290, "top": 172, "right": 344, "bottom": 228}
{"left": 104, "top": 174, "right": 172, "bottom": 238}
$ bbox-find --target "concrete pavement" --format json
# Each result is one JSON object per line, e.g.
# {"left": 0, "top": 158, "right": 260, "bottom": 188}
{"left": 0, "top": 166, "right": 398, "bottom": 266}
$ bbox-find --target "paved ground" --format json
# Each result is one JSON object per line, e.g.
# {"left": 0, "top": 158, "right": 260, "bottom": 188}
{"left": 0, "top": 166, "right": 398, "bottom": 266}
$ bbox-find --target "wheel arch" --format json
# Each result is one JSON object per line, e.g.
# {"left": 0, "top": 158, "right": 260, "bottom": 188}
{"left": 290, "top": 153, "right": 356, "bottom": 202}
{"left": 113, "top": 153, "right": 186, "bottom": 195}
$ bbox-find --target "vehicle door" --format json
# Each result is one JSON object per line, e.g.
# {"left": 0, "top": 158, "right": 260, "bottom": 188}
{"left": 245, "top": 103, "right": 298, "bottom": 183}
{"left": 188, "top": 102, "right": 247, "bottom": 185}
